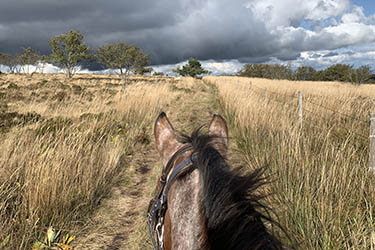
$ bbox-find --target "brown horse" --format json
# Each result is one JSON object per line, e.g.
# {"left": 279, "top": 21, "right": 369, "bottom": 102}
{"left": 148, "top": 112, "right": 284, "bottom": 250}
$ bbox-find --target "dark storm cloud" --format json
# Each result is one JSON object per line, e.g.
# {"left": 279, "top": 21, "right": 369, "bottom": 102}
{"left": 343, "top": 51, "right": 355, "bottom": 55}
{"left": 310, "top": 53, "right": 322, "bottom": 58}
{"left": 0, "top": 0, "right": 282, "bottom": 65}
{"left": 0, "top": 0, "right": 189, "bottom": 60}
{"left": 0, "top": 0, "right": 374, "bottom": 66}
{"left": 323, "top": 52, "right": 339, "bottom": 57}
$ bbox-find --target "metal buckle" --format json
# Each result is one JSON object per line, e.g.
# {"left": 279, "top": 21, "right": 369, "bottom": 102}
{"left": 156, "top": 219, "right": 164, "bottom": 249}
{"left": 160, "top": 176, "right": 166, "bottom": 184}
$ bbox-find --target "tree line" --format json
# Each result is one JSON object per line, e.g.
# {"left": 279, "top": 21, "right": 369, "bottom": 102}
{"left": 0, "top": 30, "right": 209, "bottom": 81}
{"left": 1, "top": 29, "right": 374, "bottom": 84}
{"left": 238, "top": 63, "right": 374, "bottom": 84}
{"left": 0, "top": 30, "right": 151, "bottom": 91}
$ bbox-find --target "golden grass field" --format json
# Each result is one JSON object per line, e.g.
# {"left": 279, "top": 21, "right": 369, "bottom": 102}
{"left": 206, "top": 76, "right": 375, "bottom": 249}
{"left": 1, "top": 73, "right": 375, "bottom": 249}
{"left": 0, "top": 74, "right": 180, "bottom": 249}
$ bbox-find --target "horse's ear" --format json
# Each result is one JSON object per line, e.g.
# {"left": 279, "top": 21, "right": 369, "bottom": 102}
{"left": 208, "top": 114, "right": 228, "bottom": 157}
{"left": 154, "top": 112, "right": 180, "bottom": 165}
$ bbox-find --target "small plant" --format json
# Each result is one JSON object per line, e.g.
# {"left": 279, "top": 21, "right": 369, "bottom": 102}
{"left": 32, "top": 227, "right": 75, "bottom": 250}
{"left": 0, "top": 235, "right": 10, "bottom": 248}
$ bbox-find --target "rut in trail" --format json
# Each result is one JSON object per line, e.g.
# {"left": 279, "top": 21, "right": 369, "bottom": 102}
{"left": 75, "top": 79, "right": 219, "bottom": 250}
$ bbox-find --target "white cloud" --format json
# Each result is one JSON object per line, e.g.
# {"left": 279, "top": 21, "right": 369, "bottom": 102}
{"left": 245, "top": 1, "right": 375, "bottom": 62}
{"left": 40, "top": 63, "right": 60, "bottom": 74}
{"left": 203, "top": 60, "right": 243, "bottom": 75}
{"left": 272, "top": 43, "right": 375, "bottom": 70}
{"left": 0, "top": 65, "right": 7, "bottom": 73}
{"left": 248, "top": 0, "right": 350, "bottom": 28}
{"left": 151, "top": 61, "right": 186, "bottom": 76}
{"left": 341, "top": 5, "right": 365, "bottom": 23}
{"left": 307, "top": 0, "right": 349, "bottom": 21}
{"left": 150, "top": 59, "right": 243, "bottom": 76}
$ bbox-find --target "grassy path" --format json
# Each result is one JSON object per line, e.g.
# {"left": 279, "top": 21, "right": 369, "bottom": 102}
{"left": 75, "top": 78, "right": 220, "bottom": 249}
{"left": 74, "top": 140, "right": 158, "bottom": 250}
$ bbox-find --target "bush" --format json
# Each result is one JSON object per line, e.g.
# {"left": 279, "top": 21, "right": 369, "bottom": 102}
{"left": 173, "top": 58, "right": 209, "bottom": 78}
{"left": 238, "top": 63, "right": 293, "bottom": 80}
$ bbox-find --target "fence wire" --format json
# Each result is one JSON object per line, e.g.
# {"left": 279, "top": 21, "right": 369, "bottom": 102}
{"left": 247, "top": 84, "right": 369, "bottom": 141}
{"left": 304, "top": 108, "right": 368, "bottom": 140}
{"left": 303, "top": 98, "right": 368, "bottom": 126}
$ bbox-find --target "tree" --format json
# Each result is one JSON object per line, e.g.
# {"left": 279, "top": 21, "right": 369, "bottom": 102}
{"left": 295, "top": 66, "right": 317, "bottom": 81}
{"left": 238, "top": 64, "right": 267, "bottom": 78}
{"left": 354, "top": 65, "right": 372, "bottom": 84}
{"left": 320, "top": 64, "right": 355, "bottom": 82}
{"left": 269, "top": 64, "right": 293, "bottom": 80}
{"left": 135, "top": 66, "right": 153, "bottom": 75}
{"left": 17, "top": 47, "right": 41, "bottom": 76}
{"left": 97, "top": 41, "right": 149, "bottom": 92}
{"left": 238, "top": 63, "right": 293, "bottom": 80}
{"left": 49, "top": 30, "right": 93, "bottom": 78}
{"left": 173, "top": 58, "right": 209, "bottom": 78}
{"left": 0, "top": 53, "right": 17, "bottom": 73}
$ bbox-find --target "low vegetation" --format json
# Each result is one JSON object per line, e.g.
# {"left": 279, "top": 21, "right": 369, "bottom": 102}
{"left": 0, "top": 74, "right": 178, "bottom": 249}
{"left": 173, "top": 57, "right": 210, "bottom": 78}
{"left": 238, "top": 63, "right": 374, "bottom": 84}
{"left": 207, "top": 76, "right": 375, "bottom": 249}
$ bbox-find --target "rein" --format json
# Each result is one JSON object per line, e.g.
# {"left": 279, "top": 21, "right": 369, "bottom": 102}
{"left": 147, "top": 145, "right": 195, "bottom": 250}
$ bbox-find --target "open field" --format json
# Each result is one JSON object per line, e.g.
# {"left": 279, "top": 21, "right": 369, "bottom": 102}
{"left": 206, "top": 76, "right": 375, "bottom": 249}
{"left": 1, "top": 73, "right": 375, "bottom": 249}
{"left": 0, "top": 74, "right": 180, "bottom": 249}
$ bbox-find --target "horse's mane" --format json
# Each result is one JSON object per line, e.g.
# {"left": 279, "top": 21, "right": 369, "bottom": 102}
{"left": 179, "top": 128, "right": 284, "bottom": 250}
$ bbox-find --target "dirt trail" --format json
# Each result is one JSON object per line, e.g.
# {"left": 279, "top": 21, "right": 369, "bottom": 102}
{"left": 75, "top": 79, "right": 219, "bottom": 249}
{"left": 74, "top": 140, "right": 158, "bottom": 250}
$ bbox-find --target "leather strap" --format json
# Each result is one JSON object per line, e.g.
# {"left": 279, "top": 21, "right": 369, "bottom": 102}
{"left": 147, "top": 145, "right": 196, "bottom": 250}
{"left": 161, "top": 145, "right": 194, "bottom": 183}
{"left": 160, "top": 156, "right": 195, "bottom": 205}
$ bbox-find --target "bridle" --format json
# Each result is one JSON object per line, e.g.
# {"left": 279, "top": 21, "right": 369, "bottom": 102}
{"left": 147, "top": 144, "right": 196, "bottom": 250}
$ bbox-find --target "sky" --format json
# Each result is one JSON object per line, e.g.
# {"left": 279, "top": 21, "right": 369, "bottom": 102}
{"left": 0, "top": 0, "right": 375, "bottom": 75}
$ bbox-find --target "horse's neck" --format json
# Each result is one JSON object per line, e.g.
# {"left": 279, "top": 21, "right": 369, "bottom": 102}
{"left": 168, "top": 169, "right": 207, "bottom": 250}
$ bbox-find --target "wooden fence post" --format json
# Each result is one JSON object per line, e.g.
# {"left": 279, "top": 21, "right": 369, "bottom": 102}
{"left": 298, "top": 91, "right": 303, "bottom": 128}
{"left": 370, "top": 113, "right": 375, "bottom": 172}
{"left": 249, "top": 80, "right": 252, "bottom": 89}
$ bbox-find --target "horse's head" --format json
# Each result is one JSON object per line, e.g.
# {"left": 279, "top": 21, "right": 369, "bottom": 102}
{"left": 154, "top": 112, "right": 228, "bottom": 166}
{"left": 149, "top": 112, "right": 227, "bottom": 250}
{"left": 148, "top": 112, "right": 284, "bottom": 250}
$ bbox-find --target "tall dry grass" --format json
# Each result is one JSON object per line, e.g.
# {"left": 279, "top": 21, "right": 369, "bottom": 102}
{"left": 0, "top": 74, "right": 178, "bottom": 249}
{"left": 206, "top": 76, "right": 375, "bottom": 249}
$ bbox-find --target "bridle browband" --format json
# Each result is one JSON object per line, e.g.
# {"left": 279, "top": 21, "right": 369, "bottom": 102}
{"left": 147, "top": 144, "right": 196, "bottom": 250}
